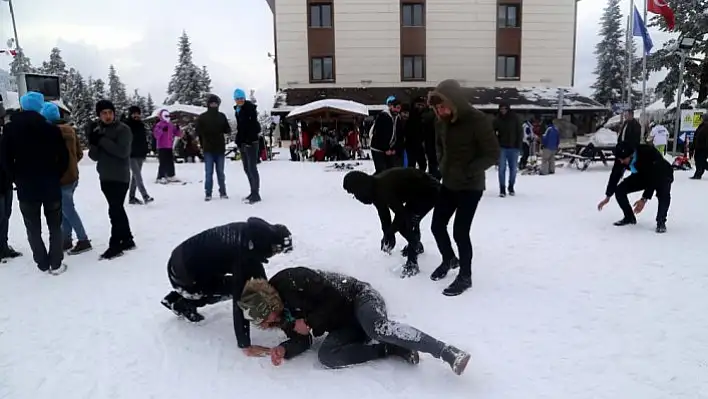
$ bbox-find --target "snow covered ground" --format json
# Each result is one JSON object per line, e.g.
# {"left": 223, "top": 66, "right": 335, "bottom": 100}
{"left": 1, "top": 156, "right": 707, "bottom": 399}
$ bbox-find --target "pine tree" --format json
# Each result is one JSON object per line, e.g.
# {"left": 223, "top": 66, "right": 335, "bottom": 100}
{"left": 107, "top": 65, "right": 129, "bottom": 115}
{"left": 130, "top": 89, "right": 148, "bottom": 113}
{"left": 646, "top": 1, "right": 708, "bottom": 105}
{"left": 165, "top": 31, "right": 204, "bottom": 106}
{"left": 64, "top": 69, "right": 94, "bottom": 136}
{"left": 145, "top": 93, "right": 156, "bottom": 115}
{"left": 591, "top": 0, "right": 627, "bottom": 107}
{"left": 91, "top": 78, "right": 106, "bottom": 104}
{"left": 8, "top": 48, "right": 34, "bottom": 90}
{"left": 40, "top": 47, "right": 69, "bottom": 96}
{"left": 198, "top": 65, "right": 212, "bottom": 104}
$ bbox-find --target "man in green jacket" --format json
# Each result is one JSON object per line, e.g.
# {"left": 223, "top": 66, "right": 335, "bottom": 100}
{"left": 493, "top": 103, "right": 523, "bottom": 197}
{"left": 427, "top": 79, "right": 500, "bottom": 296}
{"left": 196, "top": 95, "right": 232, "bottom": 201}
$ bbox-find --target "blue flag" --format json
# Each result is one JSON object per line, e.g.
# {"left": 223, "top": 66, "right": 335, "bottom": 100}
{"left": 633, "top": 6, "right": 653, "bottom": 54}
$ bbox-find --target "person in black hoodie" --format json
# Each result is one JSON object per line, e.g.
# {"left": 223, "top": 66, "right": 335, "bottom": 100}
{"left": 404, "top": 97, "right": 427, "bottom": 170}
{"left": 234, "top": 88, "right": 262, "bottom": 204}
{"left": 0, "top": 92, "right": 69, "bottom": 273}
{"left": 124, "top": 106, "right": 153, "bottom": 205}
{"left": 343, "top": 168, "right": 440, "bottom": 277}
{"left": 370, "top": 97, "right": 404, "bottom": 174}
{"left": 160, "top": 217, "right": 292, "bottom": 355}
{"left": 598, "top": 142, "right": 673, "bottom": 233}
{"left": 237, "top": 266, "right": 471, "bottom": 375}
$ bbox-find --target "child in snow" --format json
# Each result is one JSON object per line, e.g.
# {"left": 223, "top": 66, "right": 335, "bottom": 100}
{"left": 152, "top": 109, "right": 181, "bottom": 183}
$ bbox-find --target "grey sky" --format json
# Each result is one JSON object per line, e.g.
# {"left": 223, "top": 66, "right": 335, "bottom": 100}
{"left": 0, "top": 0, "right": 676, "bottom": 111}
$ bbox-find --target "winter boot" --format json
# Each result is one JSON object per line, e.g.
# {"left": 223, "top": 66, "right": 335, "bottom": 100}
{"left": 99, "top": 246, "right": 124, "bottom": 260}
{"left": 0, "top": 246, "right": 22, "bottom": 260}
{"left": 170, "top": 298, "right": 205, "bottom": 323}
{"left": 508, "top": 185, "right": 515, "bottom": 196}
{"left": 220, "top": 193, "right": 229, "bottom": 200}
{"left": 655, "top": 222, "right": 667, "bottom": 234}
{"left": 143, "top": 195, "right": 154, "bottom": 204}
{"left": 401, "top": 259, "right": 420, "bottom": 278}
{"left": 383, "top": 344, "right": 420, "bottom": 365}
{"left": 121, "top": 239, "right": 137, "bottom": 251}
{"left": 49, "top": 263, "right": 68, "bottom": 276}
{"left": 128, "top": 197, "right": 143, "bottom": 205}
{"left": 204, "top": 195, "right": 212, "bottom": 202}
{"left": 244, "top": 194, "right": 262, "bottom": 204}
{"left": 499, "top": 186, "right": 506, "bottom": 198}
{"left": 442, "top": 274, "right": 472, "bottom": 297}
{"left": 430, "top": 257, "right": 460, "bottom": 281}
{"left": 63, "top": 238, "right": 73, "bottom": 251}
{"left": 400, "top": 242, "right": 424, "bottom": 257}
{"left": 68, "top": 240, "right": 92, "bottom": 255}
{"left": 613, "top": 217, "right": 637, "bottom": 227}
{"left": 440, "top": 345, "right": 471, "bottom": 376}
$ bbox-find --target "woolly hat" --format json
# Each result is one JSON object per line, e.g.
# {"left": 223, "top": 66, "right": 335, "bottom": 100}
{"left": 385, "top": 95, "right": 396, "bottom": 105}
{"left": 207, "top": 94, "right": 221, "bottom": 105}
{"left": 41, "top": 102, "right": 61, "bottom": 122}
{"left": 128, "top": 106, "right": 141, "bottom": 115}
{"left": 95, "top": 100, "right": 115, "bottom": 116}
{"left": 343, "top": 170, "right": 375, "bottom": 205}
{"left": 233, "top": 88, "right": 246, "bottom": 100}
{"left": 237, "top": 279, "right": 284, "bottom": 323}
{"left": 19, "top": 92, "right": 45, "bottom": 113}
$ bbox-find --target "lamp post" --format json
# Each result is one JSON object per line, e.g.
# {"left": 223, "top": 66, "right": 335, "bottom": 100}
{"left": 1, "top": 0, "right": 20, "bottom": 51}
{"left": 672, "top": 36, "right": 696, "bottom": 155}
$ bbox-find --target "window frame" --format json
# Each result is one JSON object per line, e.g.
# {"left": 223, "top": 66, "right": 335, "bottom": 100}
{"left": 496, "top": 55, "right": 520, "bottom": 80}
{"left": 310, "top": 56, "right": 335, "bottom": 83}
{"left": 401, "top": 3, "right": 425, "bottom": 27}
{"left": 401, "top": 55, "right": 426, "bottom": 81}
{"left": 309, "top": 3, "right": 333, "bottom": 28}
{"left": 497, "top": 4, "right": 521, "bottom": 28}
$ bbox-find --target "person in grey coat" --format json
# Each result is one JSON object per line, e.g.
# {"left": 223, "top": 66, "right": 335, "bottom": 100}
{"left": 88, "top": 100, "right": 135, "bottom": 260}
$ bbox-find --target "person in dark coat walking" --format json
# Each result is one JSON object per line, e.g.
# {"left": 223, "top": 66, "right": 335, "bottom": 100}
{"left": 690, "top": 113, "right": 708, "bottom": 180}
{"left": 196, "top": 94, "right": 231, "bottom": 201}
{"left": 124, "top": 106, "right": 153, "bottom": 205}
{"left": 370, "top": 97, "right": 404, "bottom": 173}
{"left": 343, "top": 168, "right": 440, "bottom": 277}
{"left": 161, "top": 217, "right": 292, "bottom": 354}
{"left": 597, "top": 142, "right": 674, "bottom": 233}
{"left": 427, "top": 79, "right": 500, "bottom": 296}
{"left": 618, "top": 109, "right": 642, "bottom": 149}
{"left": 237, "top": 266, "right": 471, "bottom": 375}
{"left": 88, "top": 100, "right": 135, "bottom": 259}
{"left": 234, "top": 88, "right": 262, "bottom": 204}
{"left": 494, "top": 103, "right": 523, "bottom": 196}
{"left": 0, "top": 92, "right": 69, "bottom": 273}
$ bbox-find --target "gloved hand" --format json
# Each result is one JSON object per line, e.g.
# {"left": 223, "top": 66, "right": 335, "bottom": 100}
{"left": 380, "top": 234, "right": 395, "bottom": 254}
{"left": 88, "top": 130, "right": 100, "bottom": 146}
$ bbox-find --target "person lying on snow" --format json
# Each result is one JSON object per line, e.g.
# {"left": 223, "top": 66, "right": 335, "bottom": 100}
{"left": 597, "top": 142, "right": 674, "bottom": 234}
{"left": 343, "top": 167, "right": 441, "bottom": 278}
{"left": 237, "top": 266, "right": 471, "bottom": 375}
{"left": 161, "top": 217, "right": 293, "bottom": 354}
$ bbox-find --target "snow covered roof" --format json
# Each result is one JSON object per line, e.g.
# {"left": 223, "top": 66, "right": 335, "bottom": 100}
{"left": 148, "top": 103, "right": 207, "bottom": 119}
{"left": 2, "top": 90, "right": 72, "bottom": 113}
{"left": 286, "top": 99, "right": 369, "bottom": 119}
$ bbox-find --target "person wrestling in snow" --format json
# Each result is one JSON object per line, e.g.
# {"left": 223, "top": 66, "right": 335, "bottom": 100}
{"left": 161, "top": 217, "right": 293, "bottom": 354}
{"left": 597, "top": 142, "right": 674, "bottom": 233}
{"left": 237, "top": 266, "right": 471, "bottom": 375}
{"left": 343, "top": 167, "right": 440, "bottom": 278}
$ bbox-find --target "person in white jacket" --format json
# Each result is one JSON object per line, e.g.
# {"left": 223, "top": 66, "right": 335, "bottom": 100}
{"left": 648, "top": 122, "right": 668, "bottom": 155}
{"left": 520, "top": 119, "right": 535, "bottom": 169}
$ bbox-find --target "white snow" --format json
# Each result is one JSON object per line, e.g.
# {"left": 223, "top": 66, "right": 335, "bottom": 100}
{"left": 582, "top": 127, "right": 619, "bottom": 147}
{"left": 287, "top": 99, "right": 369, "bottom": 119}
{"left": 148, "top": 103, "right": 207, "bottom": 119}
{"left": 1, "top": 157, "right": 708, "bottom": 399}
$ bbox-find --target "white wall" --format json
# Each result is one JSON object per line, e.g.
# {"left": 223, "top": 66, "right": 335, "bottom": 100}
{"left": 275, "top": 0, "right": 309, "bottom": 87}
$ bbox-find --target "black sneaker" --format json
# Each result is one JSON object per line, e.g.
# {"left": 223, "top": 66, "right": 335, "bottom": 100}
{"left": 0, "top": 246, "right": 22, "bottom": 260}
{"left": 430, "top": 257, "right": 460, "bottom": 281}
{"left": 143, "top": 196, "right": 154, "bottom": 204}
{"left": 99, "top": 246, "right": 124, "bottom": 260}
{"left": 220, "top": 193, "right": 229, "bottom": 199}
{"left": 128, "top": 197, "right": 143, "bottom": 205}
{"left": 401, "top": 259, "right": 420, "bottom": 278}
{"left": 440, "top": 345, "right": 471, "bottom": 376}
{"left": 613, "top": 218, "right": 637, "bottom": 227}
{"left": 68, "top": 240, "right": 92, "bottom": 255}
{"left": 384, "top": 344, "right": 420, "bottom": 365}
{"left": 63, "top": 238, "right": 73, "bottom": 251}
{"left": 509, "top": 186, "right": 515, "bottom": 196}
{"left": 245, "top": 195, "right": 262, "bottom": 204}
{"left": 49, "top": 263, "right": 68, "bottom": 275}
{"left": 121, "top": 239, "right": 136, "bottom": 251}
{"left": 655, "top": 223, "right": 667, "bottom": 234}
{"left": 442, "top": 275, "right": 472, "bottom": 297}
{"left": 204, "top": 195, "right": 212, "bottom": 202}
{"left": 690, "top": 176, "right": 701, "bottom": 180}
{"left": 499, "top": 192, "right": 506, "bottom": 198}
{"left": 171, "top": 299, "right": 205, "bottom": 323}
{"left": 400, "top": 242, "right": 424, "bottom": 257}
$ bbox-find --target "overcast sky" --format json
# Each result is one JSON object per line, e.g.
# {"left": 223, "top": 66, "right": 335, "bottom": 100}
{"left": 0, "top": 0, "right": 676, "bottom": 112}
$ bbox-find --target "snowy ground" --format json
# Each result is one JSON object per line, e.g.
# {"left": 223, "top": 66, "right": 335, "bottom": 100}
{"left": 1, "top": 156, "right": 707, "bottom": 399}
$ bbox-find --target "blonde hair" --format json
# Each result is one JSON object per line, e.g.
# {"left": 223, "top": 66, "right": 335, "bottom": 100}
{"left": 242, "top": 278, "right": 284, "bottom": 314}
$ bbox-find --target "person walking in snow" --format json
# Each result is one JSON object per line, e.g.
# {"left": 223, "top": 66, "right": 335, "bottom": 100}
{"left": 494, "top": 103, "right": 523, "bottom": 197}
{"left": 427, "top": 79, "right": 500, "bottom": 296}
{"left": 237, "top": 266, "right": 471, "bottom": 375}
{"left": 124, "top": 106, "right": 154, "bottom": 205}
{"left": 196, "top": 94, "right": 231, "bottom": 201}
{"left": 153, "top": 109, "right": 181, "bottom": 184}
{"left": 0, "top": 92, "right": 69, "bottom": 274}
{"left": 370, "top": 96, "right": 404, "bottom": 174}
{"left": 88, "top": 100, "right": 136, "bottom": 259}
{"left": 597, "top": 142, "right": 674, "bottom": 233}
{"left": 540, "top": 119, "right": 561, "bottom": 175}
{"left": 161, "top": 217, "right": 292, "bottom": 354}
{"left": 41, "top": 102, "right": 92, "bottom": 256}
{"left": 647, "top": 121, "right": 669, "bottom": 155}
{"left": 690, "top": 114, "right": 708, "bottom": 180}
{"left": 234, "top": 89, "right": 262, "bottom": 203}
{"left": 343, "top": 168, "right": 440, "bottom": 278}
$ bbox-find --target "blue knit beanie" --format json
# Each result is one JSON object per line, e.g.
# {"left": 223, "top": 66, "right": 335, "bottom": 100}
{"left": 20, "top": 92, "right": 45, "bottom": 113}
{"left": 41, "top": 102, "right": 61, "bottom": 122}
{"left": 233, "top": 88, "right": 246, "bottom": 100}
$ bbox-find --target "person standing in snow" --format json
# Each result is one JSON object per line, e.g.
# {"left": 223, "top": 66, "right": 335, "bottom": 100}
{"left": 153, "top": 110, "right": 181, "bottom": 184}
{"left": 88, "top": 100, "right": 136, "bottom": 259}
{"left": 234, "top": 88, "right": 262, "bottom": 204}
{"left": 494, "top": 103, "right": 523, "bottom": 197}
{"left": 237, "top": 266, "right": 471, "bottom": 375}
{"left": 124, "top": 106, "right": 154, "bottom": 205}
{"left": 618, "top": 109, "right": 641, "bottom": 150}
{"left": 41, "top": 102, "right": 92, "bottom": 256}
{"left": 0, "top": 98, "right": 22, "bottom": 263}
{"left": 647, "top": 122, "right": 669, "bottom": 155}
{"left": 427, "top": 79, "right": 500, "bottom": 296}
{"left": 403, "top": 97, "right": 427, "bottom": 170}
{"left": 421, "top": 103, "right": 440, "bottom": 179}
{"left": 540, "top": 119, "right": 561, "bottom": 176}
{"left": 196, "top": 94, "right": 231, "bottom": 201}
{"left": 161, "top": 217, "right": 292, "bottom": 354}
{"left": 690, "top": 114, "right": 708, "bottom": 180}
{"left": 0, "top": 92, "right": 69, "bottom": 273}
{"left": 598, "top": 142, "right": 674, "bottom": 233}
{"left": 370, "top": 96, "right": 404, "bottom": 174}
{"left": 343, "top": 168, "right": 440, "bottom": 278}
{"left": 520, "top": 118, "right": 536, "bottom": 170}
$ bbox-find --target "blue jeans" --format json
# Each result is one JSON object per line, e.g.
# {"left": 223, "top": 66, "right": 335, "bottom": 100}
{"left": 204, "top": 152, "right": 226, "bottom": 196}
{"left": 498, "top": 148, "right": 520, "bottom": 190}
{"left": 61, "top": 181, "right": 88, "bottom": 241}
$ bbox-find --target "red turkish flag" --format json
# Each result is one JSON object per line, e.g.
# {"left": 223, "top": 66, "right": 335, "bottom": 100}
{"left": 0, "top": 49, "right": 17, "bottom": 56}
{"left": 648, "top": 0, "right": 676, "bottom": 31}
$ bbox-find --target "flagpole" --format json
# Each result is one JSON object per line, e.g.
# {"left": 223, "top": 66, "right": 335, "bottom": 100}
{"left": 641, "top": 0, "right": 648, "bottom": 138}
{"left": 627, "top": 0, "right": 634, "bottom": 111}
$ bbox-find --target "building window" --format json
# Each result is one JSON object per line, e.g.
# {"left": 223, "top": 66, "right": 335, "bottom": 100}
{"left": 496, "top": 55, "right": 519, "bottom": 80}
{"left": 311, "top": 56, "right": 334, "bottom": 82}
{"left": 498, "top": 4, "right": 520, "bottom": 28}
{"left": 402, "top": 55, "right": 425, "bottom": 81}
{"left": 310, "top": 4, "right": 332, "bottom": 28}
{"left": 402, "top": 4, "right": 424, "bottom": 27}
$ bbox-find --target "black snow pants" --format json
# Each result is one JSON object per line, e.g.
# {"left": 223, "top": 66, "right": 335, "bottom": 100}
{"left": 614, "top": 174, "right": 672, "bottom": 224}
{"left": 372, "top": 151, "right": 400, "bottom": 175}
{"left": 317, "top": 285, "right": 447, "bottom": 369}
{"left": 693, "top": 149, "right": 708, "bottom": 179}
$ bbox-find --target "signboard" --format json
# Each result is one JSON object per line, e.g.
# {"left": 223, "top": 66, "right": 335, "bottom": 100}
{"left": 17, "top": 73, "right": 61, "bottom": 101}
{"left": 679, "top": 109, "right": 706, "bottom": 132}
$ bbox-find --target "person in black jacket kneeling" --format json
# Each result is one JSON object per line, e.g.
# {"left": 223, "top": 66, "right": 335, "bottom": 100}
{"left": 598, "top": 142, "right": 674, "bottom": 233}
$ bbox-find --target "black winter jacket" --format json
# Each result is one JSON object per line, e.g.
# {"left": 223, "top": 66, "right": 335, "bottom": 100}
{"left": 124, "top": 118, "right": 149, "bottom": 158}
{"left": 235, "top": 101, "right": 261, "bottom": 146}
{"left": 167, "top": 217, "right": 287, "bottom": 348}
{"left": 370, "top": 110, "right": 404, "bottom": 153}
{"left": 619, "top": 119, "right": 642, "bottom": 149}
{"left": 692, "top": 122, "right": 708, "bottom": 152}
{"left": 0, "top": 111, "right": 68, "bottom": 202}
{"left": 605, "top": 144, "right": 673, "bottom": 199}
{"left": 196, "top": 108, "right": 230, "bottom": 154}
